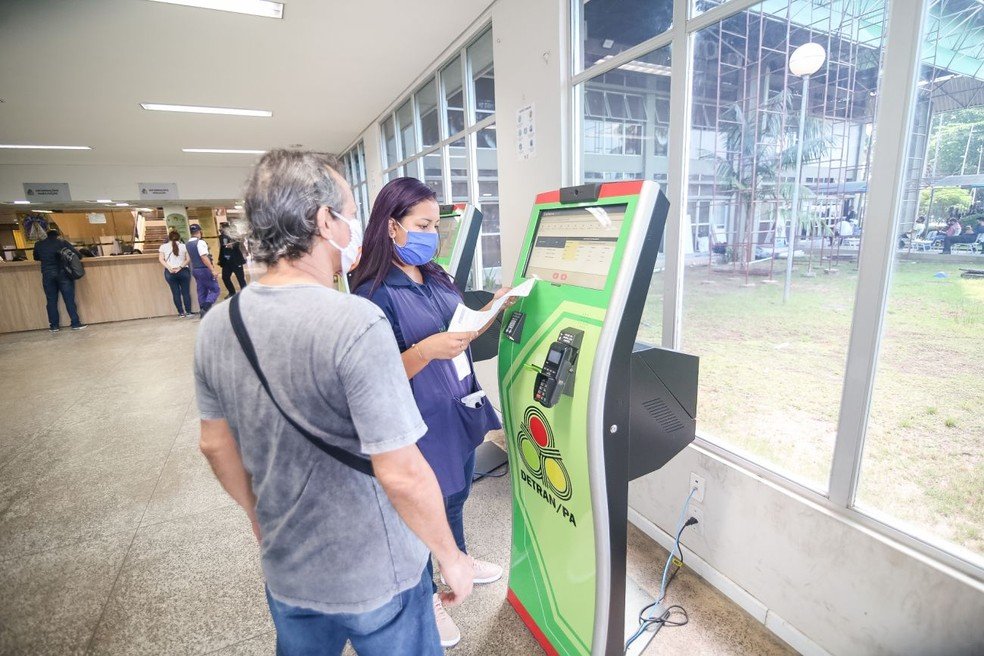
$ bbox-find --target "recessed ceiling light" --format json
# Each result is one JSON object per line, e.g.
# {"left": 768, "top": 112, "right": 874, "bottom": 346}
{"left": 141, "top": 103, "right": 272, "bottom": 117}
{"left": 115, "top": 203, "right": 130, "bottom": 206}
{"left": 183, "top": 148, "right": 266, "bottom": 154}
{"left": 146, "top": 0, "right": 284, "bottom": 19}
{"left": 13, "top": 200, "right": 30, "bottom": 204}
{"left": 32, "top": 209, "right": 53, "bottom": 213}
{"left": 96, "top": 199, "right": 113, "bottom": 203}
{"left": 0, "top": 144, "right": 92, "bottom": 150}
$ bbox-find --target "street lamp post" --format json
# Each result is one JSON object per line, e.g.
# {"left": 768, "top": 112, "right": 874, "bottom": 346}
{"left": 784, "top": 43, "right": 826, "bottom": 303}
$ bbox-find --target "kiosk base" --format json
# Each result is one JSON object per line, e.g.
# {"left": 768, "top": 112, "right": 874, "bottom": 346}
{"left": 472, "top": 440, "right": 508, "bottom": 480}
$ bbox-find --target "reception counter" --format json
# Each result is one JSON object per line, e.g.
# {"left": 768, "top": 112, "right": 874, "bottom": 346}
{"left": 0, "top": 254, "right": 200, "bottom": 334}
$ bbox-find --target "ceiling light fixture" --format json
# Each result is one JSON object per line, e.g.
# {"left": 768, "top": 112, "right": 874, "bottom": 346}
{"left": 140, "top": 103, "right": 272, "bottom": 117}
{"left": 96, "top": 199, "right": 113, "bottom": 203}
{"left": 13, "top": 200, "right": 30, "bottom": 204}
{"left": 115, "top": 203, "right": 130, "bottom": 206}
{"left": 32, "top": 209, "right": 53, "bottom": 213}
{"left": 0, "top": 144, "right": 92, "bottom": 150}
{"left": 183, "top": 148, "right": 266, "bottom": 154}
{"left": 146, "top": 0, "right": 283, "bottom": 19}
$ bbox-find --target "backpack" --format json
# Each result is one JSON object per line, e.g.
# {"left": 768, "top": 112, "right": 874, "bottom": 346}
{"left": 58, "top": 245, "right": 85, "bottom": 280}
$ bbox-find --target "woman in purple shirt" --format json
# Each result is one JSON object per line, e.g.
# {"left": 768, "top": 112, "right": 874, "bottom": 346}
{"left": 351, "top": 177, "right": 510, "bottom": 648}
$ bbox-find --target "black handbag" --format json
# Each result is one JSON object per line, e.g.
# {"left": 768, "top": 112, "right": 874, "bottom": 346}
{"left": 228, "top": 293, "right": 374, "bottom": 477}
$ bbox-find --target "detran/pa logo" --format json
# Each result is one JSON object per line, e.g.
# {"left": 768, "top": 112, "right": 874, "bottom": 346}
{"left": 518, "top": 407, "right": 574, "bottom": 514}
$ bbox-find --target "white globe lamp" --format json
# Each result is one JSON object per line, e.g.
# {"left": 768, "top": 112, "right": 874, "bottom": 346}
{"left": 789, "top": 43, "right": 826, "bottom": 77}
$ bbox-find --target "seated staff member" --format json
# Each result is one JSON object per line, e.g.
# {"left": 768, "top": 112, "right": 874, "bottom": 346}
{"left": 351, "top": 177, "right": 510, "bottom": 649}
{"left": 158, "top": 230, "right": 193, "bottom": 318}
{"left": 187, "top": 224, "right": 221, "bottom": 317}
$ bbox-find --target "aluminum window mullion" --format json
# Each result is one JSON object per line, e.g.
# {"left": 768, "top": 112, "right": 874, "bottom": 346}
{"left": 412, "top": 92, "right": 424, "bottom": 162}
{"left": 684, "top": 0, "right": 765, "bottom": 35}
{"left": 466, "top": 130, "right": 484, "bottom": 287}
{"left": 383, "top": 115, "right": 495, "bottom": 173}
{"left": 572, "top": 29, "right": 674, "bottom": 86}
{"left": 462, "top": 50, "right": 475, "bottom": 129}
{"left": 661, "top": 7, "right": 694, "bottom": 350}
{"left": 827, "top": 0, "right": 931, "bottom": 508}
{"left": 571, "top": 84, "right": 584, "bottom": 184}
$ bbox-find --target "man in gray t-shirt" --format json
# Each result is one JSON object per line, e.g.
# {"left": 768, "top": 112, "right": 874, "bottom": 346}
{"left": 196, "top": 150, "right": 472, "bottom": 656}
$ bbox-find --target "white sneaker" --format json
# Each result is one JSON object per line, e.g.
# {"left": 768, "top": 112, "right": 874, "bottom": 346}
{"left": 471, "top": 557, "right": 503, "bottom": 584}
{"left": 432, "top": 593, "right": 460, "bottom": 648}
{"left": 441, "top": 556, "right": 504, "bottom": 585}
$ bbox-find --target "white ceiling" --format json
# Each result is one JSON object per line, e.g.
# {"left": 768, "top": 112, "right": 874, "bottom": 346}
{"left": 0, "top": 0, "right": 492, "bottom": 170}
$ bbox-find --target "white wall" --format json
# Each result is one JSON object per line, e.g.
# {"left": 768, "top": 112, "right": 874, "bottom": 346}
{"left": 0, "top": 163, "right": 252, "bottom": 204}
{"left": 340, "top": 1, "right": 984, "bottom": 653}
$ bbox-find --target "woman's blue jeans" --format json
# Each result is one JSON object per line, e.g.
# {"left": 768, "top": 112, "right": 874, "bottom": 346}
{"left": 425, "top": 450, "right": 476, "bottom": 593}
{"left": 164, "top": 267, "right": 192, "bottom": 314}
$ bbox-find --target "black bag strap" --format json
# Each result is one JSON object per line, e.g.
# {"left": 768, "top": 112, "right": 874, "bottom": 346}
{"left": 228, "top": 293, "right": 374, "bottom": 477}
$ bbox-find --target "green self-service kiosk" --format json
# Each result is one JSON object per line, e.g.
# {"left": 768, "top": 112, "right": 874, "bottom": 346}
{"left": 497, "top": 180, "right": 699, "bottom": 655}
{"left": 436, "top": 203, "right": 484, "bottom": 294}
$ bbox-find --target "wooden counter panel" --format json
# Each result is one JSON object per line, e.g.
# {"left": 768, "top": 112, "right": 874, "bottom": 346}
{"left": 0, "top": 255, "right": 200, "bottom": 333}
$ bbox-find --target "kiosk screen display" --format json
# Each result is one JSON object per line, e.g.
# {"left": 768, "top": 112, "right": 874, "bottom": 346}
{"left": 523, "top": 205, "right": 625, "bottom": 290}
{"left": 438, "top": 216, "right": 461, "bottom": 260}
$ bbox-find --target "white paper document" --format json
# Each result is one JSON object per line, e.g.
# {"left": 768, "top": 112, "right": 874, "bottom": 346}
{"left": 447, "top": 277, "right": 537, "bottom": 379}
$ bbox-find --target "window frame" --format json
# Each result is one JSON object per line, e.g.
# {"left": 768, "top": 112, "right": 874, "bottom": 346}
{"left": 570, "top": 0, "right": 984, "bottom": 578}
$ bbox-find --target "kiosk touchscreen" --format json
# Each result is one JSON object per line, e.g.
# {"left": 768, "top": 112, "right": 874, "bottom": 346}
{"left": 436, "top": 203, "right": 483, "bottom": 294}
{"left": 498, "top": 180, "right": 699, "bottom": 655}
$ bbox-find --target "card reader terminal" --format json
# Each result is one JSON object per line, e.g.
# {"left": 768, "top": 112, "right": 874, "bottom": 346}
{"left": 533, "top": 328, "right": 583, "bottom": 407}
{"left": 504, "top": 311, "right": 526, "bottom": 343}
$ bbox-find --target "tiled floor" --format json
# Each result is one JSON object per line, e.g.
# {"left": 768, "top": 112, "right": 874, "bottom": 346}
{"left": 0, "top": 316, "right": 794, "bottom": 655}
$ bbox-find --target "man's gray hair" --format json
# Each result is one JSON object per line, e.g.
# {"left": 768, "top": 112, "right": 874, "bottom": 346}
{"left": 241, "top": 149, "right": 346, "bottom": 265}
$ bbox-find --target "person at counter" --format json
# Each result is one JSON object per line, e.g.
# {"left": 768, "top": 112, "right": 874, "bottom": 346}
{"left": 187, "top": 224, "right": 221, "bottom": 317}
{"left": 32, "top": 229, "right": 86, "bottom": 332}
{"left": 218, "top": 224, "right": 247, "bottom": 297}
{"left": 158, "top": 230, "right": 194, "bottom": 318}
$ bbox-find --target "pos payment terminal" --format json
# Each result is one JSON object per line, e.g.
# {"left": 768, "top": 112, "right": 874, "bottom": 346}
{"left": 497, "top": 180, "right": 699, "bottom": 655}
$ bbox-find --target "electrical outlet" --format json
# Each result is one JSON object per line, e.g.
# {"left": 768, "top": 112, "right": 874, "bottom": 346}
{"left": 689, "top": 505, "right": 704, "bottom": 536}
{"left": 689, "top": 472, "right": 706, "bottom": 503}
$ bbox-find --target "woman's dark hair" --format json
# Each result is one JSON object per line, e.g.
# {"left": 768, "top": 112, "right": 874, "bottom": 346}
{"left": 349, "top": 177, "right": 458, "bottom": 297}
{"left": 168, "top": 230, "right": 180, "bottom": 256}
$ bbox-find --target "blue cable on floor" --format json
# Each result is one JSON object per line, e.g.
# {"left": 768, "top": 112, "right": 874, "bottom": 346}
{"left": 624, "top": 486, "right": 697, "bottom": 653}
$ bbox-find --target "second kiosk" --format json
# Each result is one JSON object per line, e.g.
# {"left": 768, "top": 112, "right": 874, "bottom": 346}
{"left": 497, "top": 180, "right": 699, "bottom": 655}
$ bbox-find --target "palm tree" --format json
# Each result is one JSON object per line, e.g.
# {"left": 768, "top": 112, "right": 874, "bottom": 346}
{"left": 704, "top": 89, "right": 834, "bottom": 280}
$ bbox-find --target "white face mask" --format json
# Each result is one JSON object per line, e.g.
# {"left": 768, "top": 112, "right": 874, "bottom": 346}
{"left": 329, "top": 209, "right": 363, "bottom": 292}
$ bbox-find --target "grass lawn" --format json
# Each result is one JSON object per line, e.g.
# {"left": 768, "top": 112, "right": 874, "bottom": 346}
{"left": 636, "top": 258, "right": 983, "bottom": 555}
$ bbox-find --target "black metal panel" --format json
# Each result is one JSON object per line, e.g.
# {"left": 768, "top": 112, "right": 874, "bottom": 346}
{"left": 559, "top": 183, "right": 602, "bottom": 204}
{"left": 627, "top": 345, "right": 699, "bottom": 481}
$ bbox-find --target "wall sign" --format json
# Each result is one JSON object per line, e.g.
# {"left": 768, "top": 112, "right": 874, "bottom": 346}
{"left": 138, "top": 183, "right": 179, "bottom": 201}
{"left": 516, "top": 104, "right": 536, "bottom": 160}
{"left": 23, "top": 183, "right": 72, "bottom": 202}
{"left": 163, "top": 205, "right": 190, "bottom": 242}
{"left": 87, "top": 213, "right": 107, "bottom": 224}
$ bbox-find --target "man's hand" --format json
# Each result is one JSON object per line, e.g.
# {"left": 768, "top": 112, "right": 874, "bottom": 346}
{"left": 438, "top": 550, "right": 474, "bottom": 607}
{"left": 249, "top": 511, "right": 262, "bottom": 543}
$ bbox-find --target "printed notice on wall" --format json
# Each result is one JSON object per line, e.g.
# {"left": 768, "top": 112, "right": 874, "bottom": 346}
{"left": 87, "top": 213, "right": 107, "bottom": 225}
{"left": 516, "top": 104, "right": 535, "bottom": 160}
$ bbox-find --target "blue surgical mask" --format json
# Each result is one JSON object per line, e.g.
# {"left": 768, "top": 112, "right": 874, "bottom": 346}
{"left": 393, "top": 221, "right": 438, "bottom": 266}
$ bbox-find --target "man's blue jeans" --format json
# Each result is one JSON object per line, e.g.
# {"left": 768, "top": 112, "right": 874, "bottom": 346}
{"left": 265, "top": 568, "right": 442, "bottom": 656}
{"left": 425, "top": 450, "right": 476, "bottom": 592}
{"left": 41, "top": 270, "right": 81, "bottom": 329}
